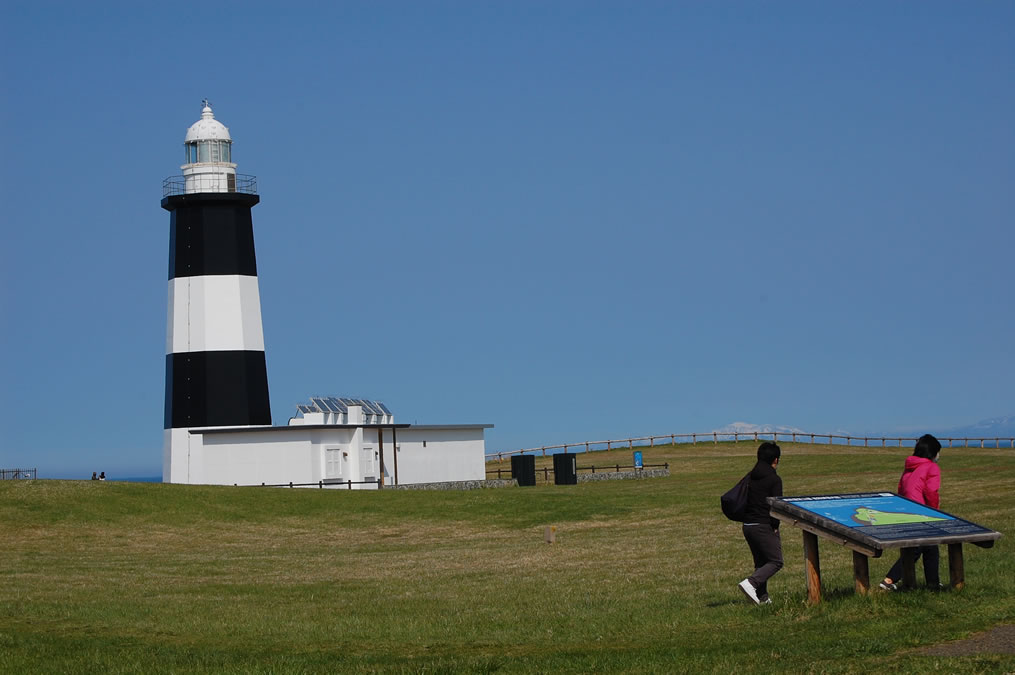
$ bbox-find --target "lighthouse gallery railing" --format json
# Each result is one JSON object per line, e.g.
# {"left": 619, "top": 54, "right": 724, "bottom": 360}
{"left": 162, "top": 174, "right": 258, "bottom": 197}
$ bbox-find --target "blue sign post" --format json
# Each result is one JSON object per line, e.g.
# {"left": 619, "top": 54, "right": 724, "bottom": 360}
{"left": 633, "top": 451, "right": 643, "bottom": 469}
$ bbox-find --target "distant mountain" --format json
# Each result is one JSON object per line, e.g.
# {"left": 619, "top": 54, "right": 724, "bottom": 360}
{"left": 713, "top": 416, "right": 1015, "bottom": 441}
{"left": 933, "top": 415, "right": 1015, "bottom": 439}
{"left": 713, "top": 421, "right": 808, "bottom": 436}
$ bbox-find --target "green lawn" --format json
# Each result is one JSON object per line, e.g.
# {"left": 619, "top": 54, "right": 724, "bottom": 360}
{"left": 2, "top": 442, "right": 1013, "bottom": 673}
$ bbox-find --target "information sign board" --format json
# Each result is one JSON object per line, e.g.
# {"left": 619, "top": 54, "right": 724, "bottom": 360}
{"left": 778, "top": 492, "right": 997, "bottom": 544}
{"left": 768, "top": 492, "right": 1001, "bottom": 603}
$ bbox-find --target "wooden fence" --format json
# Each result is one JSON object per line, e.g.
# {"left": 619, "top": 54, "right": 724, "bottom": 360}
{"left": 485, "top": 432, "right": 1015, "bottom": 462}
{"left": 244, "top": 479, "right": 382, "bottom": 489}
{"left": 486, "top": 462, "right": 668, "bottom": 482}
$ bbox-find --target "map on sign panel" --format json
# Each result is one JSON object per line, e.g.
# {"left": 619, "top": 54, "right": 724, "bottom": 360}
{"left": 780, "top": 493, "right": 994, "bottom": 542}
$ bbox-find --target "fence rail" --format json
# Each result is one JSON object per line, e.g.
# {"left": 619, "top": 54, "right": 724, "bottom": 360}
{"left": 486, "top": 462, "right": 668, "bottom": 482}
{"left": 241, "top": 478, "right": 382, "bottom": 489}
{"left": 486, "top": 432, "right": 1015, "bottom": 462}
{"left": 1, "top": 468, "right": 37, "bottom": 480}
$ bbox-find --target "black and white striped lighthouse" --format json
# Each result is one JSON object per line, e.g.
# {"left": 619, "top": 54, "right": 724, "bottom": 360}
{"left": 161, "top": 101, "right": 271, "bottom": 483}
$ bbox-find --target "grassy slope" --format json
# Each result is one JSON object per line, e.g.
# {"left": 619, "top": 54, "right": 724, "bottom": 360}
{"left": 1, "top": 443, "right": 1013, "bottom": 673}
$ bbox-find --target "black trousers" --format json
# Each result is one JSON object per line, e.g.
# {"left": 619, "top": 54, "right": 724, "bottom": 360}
{"left": 743, "top": 523, "right": 783, "bottom": 598}
{"left": 886, "top": 545, "right": 940, "bottom": 587}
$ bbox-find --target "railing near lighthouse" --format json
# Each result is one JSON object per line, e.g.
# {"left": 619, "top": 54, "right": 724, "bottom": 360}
{"left": 1, "top": 468, "right": 37, "bottom": 480}
{"left": 162, "top": 174, "right": 258, "bottom": 197}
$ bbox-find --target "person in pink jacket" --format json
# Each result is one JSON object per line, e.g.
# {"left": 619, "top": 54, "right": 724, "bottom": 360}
{"left": 879, "top": 434, "right": 942, "bottom": 591}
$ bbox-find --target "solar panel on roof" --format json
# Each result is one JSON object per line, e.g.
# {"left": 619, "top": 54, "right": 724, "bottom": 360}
{"left": 293, "top": 397, "right": 393, "bottom": 419}
{"left": 326, "top": 397, "right": 347, "bottom": 413}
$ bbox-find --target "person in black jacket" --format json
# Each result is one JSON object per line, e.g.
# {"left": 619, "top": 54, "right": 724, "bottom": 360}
{"left": 738, "top": 442, "right": 784, "bottom": 605}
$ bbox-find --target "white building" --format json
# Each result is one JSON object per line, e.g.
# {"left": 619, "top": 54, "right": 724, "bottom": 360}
{"left": 172, "top": 397, "right": 491, "bottom": 489}
{"left": 160, "top": 104, "right": 493, "bottom": 488}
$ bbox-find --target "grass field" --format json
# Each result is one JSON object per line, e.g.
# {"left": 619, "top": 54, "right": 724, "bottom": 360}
{"left": 2, "top": 442, "right": 1013, "bottom": 673}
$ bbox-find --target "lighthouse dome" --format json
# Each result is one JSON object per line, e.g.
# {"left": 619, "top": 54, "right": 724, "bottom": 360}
{"left": 185, "top": 103, "right": 232, "bottom": 143}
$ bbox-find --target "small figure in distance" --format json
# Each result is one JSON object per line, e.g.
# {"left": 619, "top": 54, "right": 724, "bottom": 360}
{"left": 91, "top": 472, "right": 98, "bottom": 480}
{"left": 99, "top": 471, "right": 106, "bottom": 481}
{"left": 880, "top": 434, "right": 943, "bottom": 591}
{"left": 738, "top": 441, "right": 784, "bottom": 605}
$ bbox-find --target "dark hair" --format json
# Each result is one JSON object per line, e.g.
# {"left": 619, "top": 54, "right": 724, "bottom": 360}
{"left": 757, "top": 441, "right": 781, "bottom": 464}
{"left": 913, "top": 434, "right": 941, "bottom": 459}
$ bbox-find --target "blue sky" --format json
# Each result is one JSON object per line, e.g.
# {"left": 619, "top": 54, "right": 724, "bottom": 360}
{"left": 1, "top": 2, "right": 1012, "bottom": 478}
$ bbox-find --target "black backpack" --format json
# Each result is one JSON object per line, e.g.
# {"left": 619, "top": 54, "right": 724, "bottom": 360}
{"left": 721, "top": 472, "right": 752, "bottom": 522}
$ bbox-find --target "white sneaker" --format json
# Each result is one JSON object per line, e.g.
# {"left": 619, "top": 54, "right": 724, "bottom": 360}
{"left": 739, "top": 579, "right": 761, "bottom": 605}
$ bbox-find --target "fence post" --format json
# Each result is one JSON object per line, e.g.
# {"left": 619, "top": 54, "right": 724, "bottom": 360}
{"left": 319, "top": 481, "right": 322, "bottom": 488}
{"left": 713, "top": 432, "right": 717, "bottom": 445}
{"left": 347, "top": 480, "right": 352, "bottom": 489}
{"left": 289, "top": 481, "right": 293, "bottom": 488}
{"left": 734, "top": 433, "right": 739, "bottom": 443}
{"left": 692, "top": 434, "right": 696, "bottom": 445}
{"left": 544, "top": 467, "right": 549, "bottom": 482}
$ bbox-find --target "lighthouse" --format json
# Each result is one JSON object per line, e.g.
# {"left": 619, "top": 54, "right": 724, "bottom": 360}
{"left": 161, "top": 101, "right": 271, "bottom": 483}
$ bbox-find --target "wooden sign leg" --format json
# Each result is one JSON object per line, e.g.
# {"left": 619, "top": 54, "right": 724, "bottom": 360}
{"left": 803, "top": 531, "right": 822, "bottom": 605}
{"left": 901, "top": 548, "right": 917, "bottom": 589}
{"left": 948, "top": 543, "right": 964, "bottom": 590}
{"left": 852, "top": 551, "right": 870, "bottom": 595}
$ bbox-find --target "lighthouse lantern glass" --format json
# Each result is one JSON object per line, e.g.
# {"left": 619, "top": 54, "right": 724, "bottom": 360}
{"left": 186, "top": 140, "right": 231, "bottom": 165}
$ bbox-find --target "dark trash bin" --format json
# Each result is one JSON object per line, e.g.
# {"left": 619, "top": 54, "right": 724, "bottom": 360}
{"left": 511, "top": 454, "right": 536, "bottom": 487}
{"left": 553, "top": 453, "right": 577, "bottom": 485}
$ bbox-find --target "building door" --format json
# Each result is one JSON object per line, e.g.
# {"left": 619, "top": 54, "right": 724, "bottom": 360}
{"left": 361, "top": 446, "right": 375, "bottom": 480}
{"left": 325, "top": 448, "right": 343, "bottom": 479}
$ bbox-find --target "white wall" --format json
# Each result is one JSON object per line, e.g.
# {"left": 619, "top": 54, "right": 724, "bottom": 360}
{"left": 167, "top": 425, "right": 489, "bottom": 489}
{"left": 388, "top": 427, "right": 487, "bottom": 485}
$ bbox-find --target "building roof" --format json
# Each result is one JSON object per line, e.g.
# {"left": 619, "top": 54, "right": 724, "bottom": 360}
{"left": 189, "top": 423, "right": 492, "bottom": 436}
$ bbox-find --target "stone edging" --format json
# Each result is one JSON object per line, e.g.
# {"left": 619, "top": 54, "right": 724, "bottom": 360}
{"left": 577, "top": 467, "right": 670, "bottom": 483}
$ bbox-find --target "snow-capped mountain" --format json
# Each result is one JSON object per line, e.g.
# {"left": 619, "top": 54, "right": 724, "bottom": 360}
{"left": 713, "top": 416, "right": 1014, "bottom": 440}
{"left": 934, "top": 415, "right": 1015, "bottom": 438}
{"left": 713, "top": 421, "right": 808, "bottom": 436}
